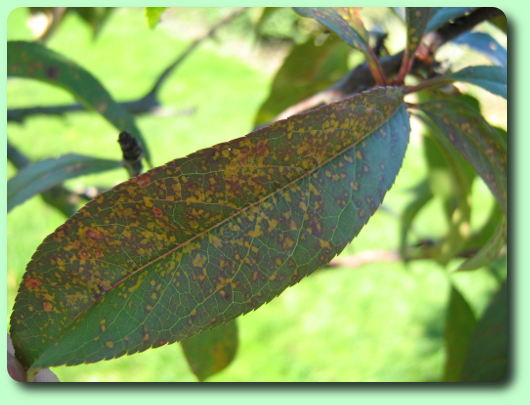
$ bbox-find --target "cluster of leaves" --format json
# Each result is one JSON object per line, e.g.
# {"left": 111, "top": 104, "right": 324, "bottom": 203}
{"left": 7, "top": 7, "right": 507, "bottom": 382}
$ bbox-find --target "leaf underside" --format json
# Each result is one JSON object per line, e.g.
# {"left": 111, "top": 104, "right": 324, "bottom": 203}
{"left": 7, "top": 41, "right": 150, "bottom": 163}
{"left": 11, "top": 87, "right": 409, "bottom": 370}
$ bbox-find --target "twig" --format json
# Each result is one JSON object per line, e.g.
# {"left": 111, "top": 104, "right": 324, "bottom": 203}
{"left": 7, "top": 8, "right": 246, "bottom": 123}
{"left": 275, "top": 7, "right": 502, "bottom": 120}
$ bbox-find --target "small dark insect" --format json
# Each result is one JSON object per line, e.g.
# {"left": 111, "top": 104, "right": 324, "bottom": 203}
{"left": 118, "top": 131, "right": 143, "bottom": 177}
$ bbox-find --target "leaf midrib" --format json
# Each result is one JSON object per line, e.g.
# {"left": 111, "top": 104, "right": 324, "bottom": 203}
{"left": 36, "top": 93, "right": 404, "bottom": 363}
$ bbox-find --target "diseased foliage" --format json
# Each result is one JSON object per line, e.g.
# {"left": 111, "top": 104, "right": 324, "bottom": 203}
{"left": 7, "top": 7, "right": 507, "bottom": 382}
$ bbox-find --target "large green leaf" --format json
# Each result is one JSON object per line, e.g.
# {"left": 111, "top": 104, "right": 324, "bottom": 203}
{"left": 10, "top": 87, "right": 409, "bottom": 371}
{"left": 181, "top": 320, "right": 238, "bottom": 381}
{"left": 443, "top": 284, "right": 477, "bottom": 381}
{"left": 449, "top": 65, "right": 507, "bottom": 99}
{"left": 7, "top": 154, "right": 122, "bottom": 212}
{"left": 254, "top": 36, "right": 350, "bottom": 125}
{"left": 460, "top": 282, "right": 509, "bottom": 382}
{"left": 419, "top": 96, "right": 507, "bottom": 212}
{"left": 7, "top": 41, "right": 151, "bottom": 164}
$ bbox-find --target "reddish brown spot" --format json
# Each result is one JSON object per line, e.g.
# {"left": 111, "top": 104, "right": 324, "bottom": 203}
{"left": 86, "top": 228, "right": 103, "bottom": 240}
{"left": 92, "top": 248, "right": 104, "bottom": 259}
{"left": 47, "top": 65, "right": 58, "bottom": 79}
{"left": 42, "top": 301, "right": 53, "bottom": 312}
{"left": 24, "top": 277, "right": 41, "bottom": 290}
{"left": 133, "top": 173, "right": 152, "bottom": 188}
{"left": 80, "top": 250, "right": 90, "bottom": 260}
{"left": 152, "top": 207, "right": 163, "bottom": 217}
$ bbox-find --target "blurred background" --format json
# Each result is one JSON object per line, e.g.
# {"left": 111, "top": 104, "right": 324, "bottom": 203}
{"left": 7, "top": 7, "right": 507, "bottom": 382}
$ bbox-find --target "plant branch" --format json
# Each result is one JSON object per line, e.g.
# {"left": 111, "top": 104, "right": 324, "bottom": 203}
{"left": 275, "top": 7, "right": 502, "bottom": 120}
{"left": 7, "top": 8, "right": 246, "bottom": 123}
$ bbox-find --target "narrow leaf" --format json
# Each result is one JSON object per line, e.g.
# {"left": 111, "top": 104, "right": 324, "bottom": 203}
{"left": 10, "top": 87, "right": 409, "bottom": 370}
{"left": 399, "top": 180, "right": 433, "bottom": 260}
{"left": 7, "top": 41, "right": 151, "bottom": 164}
{"left": 294, "top": 7, "right": 370, "bottom": 55}
{"left": 425, "top": 8, "right": 475, "bottom": 33}
{"left": 181, "top": 320, "right": 238, "bottom": 381}
{"left": 293, "top": 8, "right": 384, "bottom": 83}
{"left": 449, "top": 65, "right": 507, "bottom": 99}
{"left": 419, "top": 97, "right": 507, "bottom": 212}
{"left": 460, "top": 282, "right": 509, "bottom": 382}
{"left": 145, "top": 7, "right": 167, "bottom": 29}
{"left": 458, "top": 214, "right": 506, "bottom": 271}
{"left": 405, "top": 8, "right": 433, "bottom": 58}
{"left": 422, "top": 128, "right": 475, "bottom": 265}
{"left": 453, "top": 32, "right": 507, "bottom": 67}
{"left": 443, "top": 284, "right": 477, "bottom": 381}
{"left": 7, "top": 154, "right": 122, "bottom": 212}
{"left": 254, "top": 36, "right": 350, "bottom": 125}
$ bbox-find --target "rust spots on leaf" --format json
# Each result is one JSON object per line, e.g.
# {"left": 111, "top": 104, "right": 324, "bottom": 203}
{"left": 42, "top": 301, "right": 54, "bottom": 312}
{"left": 85, "top": 228, "right": 103, "bottom": 240}
{"left": 24, "top": 277, "right": 41, "bottom": 290}
{"left": 133, "top": 173, "right": 152, "bottom": 188}
{"left": 47, "top": 65, "right": 58, "bottom": 79}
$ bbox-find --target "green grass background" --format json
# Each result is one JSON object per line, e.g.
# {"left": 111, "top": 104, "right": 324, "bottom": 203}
{"left": 7, "top": 7, "right": 504, "bottom": 382}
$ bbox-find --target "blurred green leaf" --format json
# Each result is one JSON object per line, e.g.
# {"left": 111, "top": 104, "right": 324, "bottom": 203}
{"left": 450, "top": 65, "right": 507, "bottom": 99}
{"left": 488, "top": 13, "right": 508, "bottom": 33}
{"left": 181, "top": 320, "right": 238, "bottom": 381}
{"left": 254, "top": 36, "right": 350, "bottom": 125}
{"left": 443, "top": 284, "right": 477, "bottom": 381}
{"left": 419, "top": 96, "right": 507, "bottom": 213}
{"left": 460, "top": 281, "right": 509, "bottom": 382}
{"left": 70, "top": 7, "right": 115, "bottom": 38}
{"left": 405, "top": 8, "right": 433, "bottom": 58}
{"left": 453, "top": 32, "right": 507, "bottom": 67}
{"left": 7, "top": 41, "right": 151, "bottom": 164}
{"left": 293, "top": 7, "right": 384, "bottom": 83}
{"left": 145, "top": 7, "right": 167, "bottom": 29}
{"left": 458, "top": 214, "right": 506, "bottom": 271}
{"left": 399, "top": 179, "right": 433, "bottom": 260}
{"left": 7, "top": 154, "right": 122, "bottom": 212}
{"left": 423, "top": 133, "right": 475, "bottom": 264}
{"left": 425, "top": 7, "right": 475, "bottom": 32}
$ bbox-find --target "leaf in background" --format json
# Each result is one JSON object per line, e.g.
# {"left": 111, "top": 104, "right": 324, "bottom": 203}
{"left": 145, "top": 7, "right": 167, "bottom": 29}
{"left": 425, "top": 7, "right": 475, "bottom": 32}
{"left": 489, "top": 12, "right": 508, "bottom": 33}
{"left": 7, "top": 41, "right": 151, "bottom": 164}
{"left": 293, "top": 7, "right": 385, "bottom": 84}
{"left": 453, "top": 32, "right": 507, "bottom": 67}
{"left": 405, "top": 8, "right": 433, "bottom": 58}
{"left": 460, "top": 281, "right": 509, "bottom": 382}
{"left": 421, "top": 133, "right": 475, "bottom": 265}
{"left": 449, "top": 65, "right": 507, "bottom": 99}
{"left": 254, "top": 36, "right": 350, "bottom": 125}
{"left": 7, "top": 154, "right": 122, "bottom": 212}
{"left": 10, "top": 87, "right": 409, "bottom": 370}
{"left": 458, "top": 213, "right": 506, "bottom": 271}
{"left": 70, "top": 7, "right": 115, "bottom": 38}
{"left": 443, "top": 284, "right": 477, "bottom": 382}
{"left": 181, "top": 320, "right": 238, "bottom": 381}
{"left": 335, "top": 7, "right": 367, "bottom": 39}
{"left": 419, "top": 96, "right": 507, "bottom": 212}
{"left": 399, "top": 179, "right": 433, "bottom": 260}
